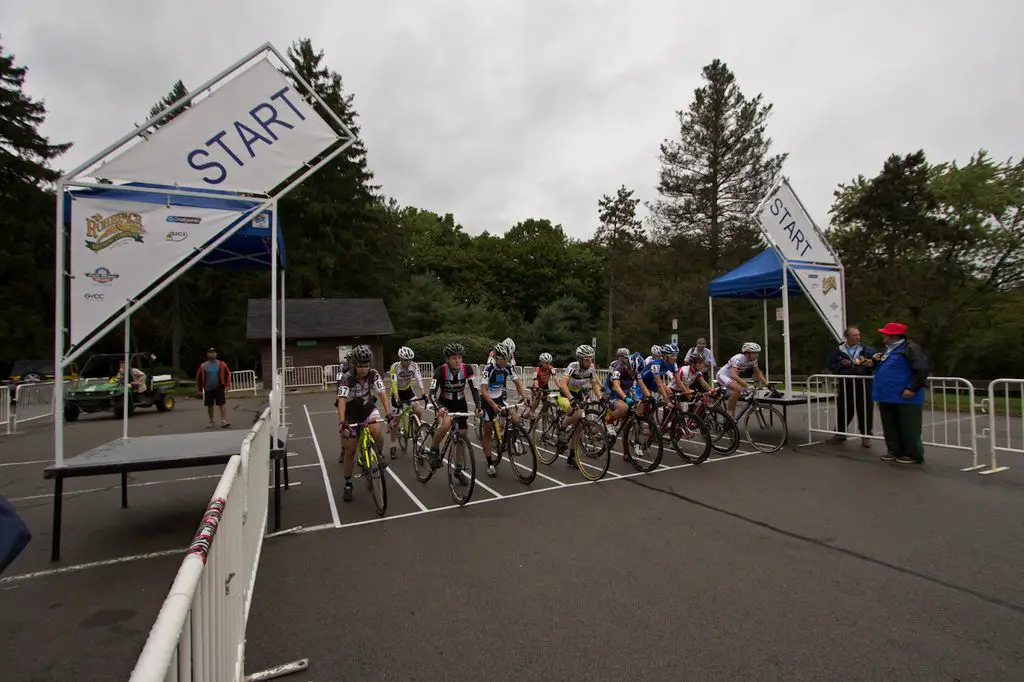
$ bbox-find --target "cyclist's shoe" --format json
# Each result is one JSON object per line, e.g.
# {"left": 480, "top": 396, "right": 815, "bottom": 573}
{"left": 428, "top": 445, "right": 442, "bottom": 469}
{"left": 342, "top": 481, "right": 353, "bottom": 502}
{"left": 486, "top": 464, "right": 497, "bottom": 477}
{"left": 389, "top": 445, "right": 397, "bottom": 459}
{"left": 566, "top": 453, "right": 577, "bottom": 468}
{"left": 453, "top": 467, "right": 468, "bottom": 485}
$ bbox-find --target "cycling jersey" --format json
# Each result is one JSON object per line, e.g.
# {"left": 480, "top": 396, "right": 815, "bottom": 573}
{"left": 480, "top": 361, "right": 518, "bottom": 399}
{"left": 563, "top": 361, "right": 597, "bottom": 393}
{"left": 534, "top": 365, "right": 555, "bottom": 389}
{"left": 336, "top": 369, "right": 386, "bottom": 421}
{"left": 486, "top": 351, "right": 516, "bottom": 367}
{"left": 672, "top": 365, "right": 702, "bottom": 392}
{"left": 432, "top": 362, "right": 479, "bottom": 403}
{"left": 716, "top": 353, "right": 758, "bottom": 385}
{"left": 606, "top": 360, "right": 636, "bottom": 392}
{"left": 640, "top": 358, "right": 668, "bottom": 391}
{"left": 389, "top": 360, "right": 423, "bottom": 394}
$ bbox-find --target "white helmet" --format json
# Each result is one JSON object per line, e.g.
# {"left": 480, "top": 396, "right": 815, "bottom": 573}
{"left": 538, "top": 352, "right": 553, "bottom": 364}
{"left": 575, "top": 344, "right": 595, "bottom": 359}
{"left": 651, "top": 345, "right": 662, "bottom": 356}
{"left": 742, "top": 342, "right": 761, "bottom": 353}
{"left": 397, "top": 346, "right": 415, "bottom": 360}
{"left": 503, "top": 337, "right": 516, "bottom": 355}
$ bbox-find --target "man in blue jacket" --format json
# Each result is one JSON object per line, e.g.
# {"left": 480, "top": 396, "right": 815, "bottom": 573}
{"left": 871, "top": 322, "right": 930, "bottom": 464}
{"left": 826, "top": 326, "right": 877, "bottom": 447}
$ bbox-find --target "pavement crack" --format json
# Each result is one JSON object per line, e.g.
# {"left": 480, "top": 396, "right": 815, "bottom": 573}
{"left": 623, "top": 476, "right": 1024, "bottom": 618}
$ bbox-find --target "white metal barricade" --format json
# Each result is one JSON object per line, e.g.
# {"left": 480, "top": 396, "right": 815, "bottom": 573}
{"left": 283, "top": 365, "right": 323, "bottom": 389}
{"left": 971, "top": 378, "right": 1024, "bottom": 475}
{"left": 130, "top": 402, "right": 306, "bottom": 682}
{"left": 805, "top": 374, "right": 981, "bottom": 463}
{"left": 227, "top": 370, "right": 260, "bottom": 395}
{"left": 11, "top": 381, "right": 57, "bottom": 433}
{"left": 0, "top": 385, "right": 9, "bottom": 434}
{"left": 416, "top": 362, "right": 434, "bottom": 379}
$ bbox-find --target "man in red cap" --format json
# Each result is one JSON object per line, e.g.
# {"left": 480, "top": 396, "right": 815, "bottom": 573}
{"left": 871, "top": 322, "right": 930, "bottom": 464}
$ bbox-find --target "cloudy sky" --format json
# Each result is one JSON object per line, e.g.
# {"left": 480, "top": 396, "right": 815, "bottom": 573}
{"left": 2, "top": 0, "right": 1021, "bottom": 241}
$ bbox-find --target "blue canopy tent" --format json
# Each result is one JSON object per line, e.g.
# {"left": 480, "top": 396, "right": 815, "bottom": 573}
{"left": 707, "top": 248, "right": 803, "bottom": 386}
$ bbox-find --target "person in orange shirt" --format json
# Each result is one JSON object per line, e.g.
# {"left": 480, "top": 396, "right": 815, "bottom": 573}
{"left": 196, "top": 347, "right": 232, "bottom": 428}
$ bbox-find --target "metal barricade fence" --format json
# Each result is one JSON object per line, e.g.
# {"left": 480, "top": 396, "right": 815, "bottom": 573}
{"left": 0, "top": 385, "right": 9, "bottom": 434}
{"left": 227, "top": 370, "right": 259, "bottom": 395}
{"left": 805, "top": 374, "right": 980, "bottom": 462}
{"left": 11, "top": 381, "right": 57, "bottom": 433}
{"left": 973, "top": 378, "right": 1024, "bottom": 476}
{"left": 283, "top": 365, "right": 323, "bottom": 389}
{"left": 130, "top": 404, "right": 303, "bottom": 681}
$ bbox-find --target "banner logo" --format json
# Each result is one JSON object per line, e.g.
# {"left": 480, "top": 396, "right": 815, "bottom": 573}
{"left": 84, "top": 212, "right": 146, "bottom": 252}
{"left": 85, "top": 267, "right": 120, "bottom": 284}
{"left": 167, "top": 215, "right": 202, "bottom": 224}
{"left": 252, "top": 213, "right": 269, "bottom": 228}
{"left": 166, "top": 231, "right": 188, "bottom": 242}
{"left": 822, "top": 275, "right": 837, "bottom": 295}
{"left": 84, "top": 292, "right": 105, "bottom": 301}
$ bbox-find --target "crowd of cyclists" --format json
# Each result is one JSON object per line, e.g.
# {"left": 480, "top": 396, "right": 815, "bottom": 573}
{"left": 332, "top": 336, "right": 772, "bottom": 504}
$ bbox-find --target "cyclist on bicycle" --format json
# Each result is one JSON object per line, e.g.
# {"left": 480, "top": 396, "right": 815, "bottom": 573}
{"left": 605, "top": 352, "right": 651, "bottom": 439}
{"left": 486, "top": 337, "right": 517, "bottom": 367}
{"left": 480, "top": 343, "right": 528, "bottom": 477}
{"left": 427, "top": 342, "right": 480, "bottom": 484}
{"left": 644, "top": 344, "right": 663, "bottom": 367}
{"left": 528, "top": 351, "right": 556, "bottom": 413}
{"left": 388, "top": 346, "right": 427, "bottom": 457}
{"left": 336, "top": 345, "right": 392, "bottom": 503}
{"left": 672, "top": 353, "right": 712, "bottom": 396}
{"left": 639, "top": 344, "right": 675, "bottom": 416}
{"left": 555, "top": 344, "right": 603, "bottom": 464}
{"left": 716, "top": 342, "right": 768, "bottom": 416}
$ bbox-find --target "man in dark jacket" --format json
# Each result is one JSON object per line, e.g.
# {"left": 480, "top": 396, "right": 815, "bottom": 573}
{"left": 826, "top": 326, "right": 876, "bottom": 447}
{"left": 871, "top": 322, "right": 930, "bottom": 464}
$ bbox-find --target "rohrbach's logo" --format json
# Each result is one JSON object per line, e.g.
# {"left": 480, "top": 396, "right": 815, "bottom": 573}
{"left": 85, "top": 267, "right": 119, "bottom": 284}
{"left": 166, "top": 231, "right": 188, "bottom": 242}
{"left": 822, "top": 275, "right": 838, "bottom": 295}
{"left": 85, "top": 212, "right": 146, "bottom": 252}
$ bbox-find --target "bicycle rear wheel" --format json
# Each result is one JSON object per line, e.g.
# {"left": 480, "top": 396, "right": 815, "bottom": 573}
{"left": 574, "top": 419, "right": 610, "bottom": 481}
{"left": 507, "top": 423, "right": 538, "bottom": 485}
{"left": 446, "top": 434, "right": 476, "bottom": 506}
{"left": 705, "top": 407, "right": 740, "bottom": 455}
{"left": 743, "top": 404, "right": 787, "bottom": 454}
{"left": 672, "top": 413, "right": 712, "bottom": 464}
{"left": 624, "top": 414, "right": 663, "bottom": 472}
{"left": 366, "top": 441, "right": 387, "bottom": 515}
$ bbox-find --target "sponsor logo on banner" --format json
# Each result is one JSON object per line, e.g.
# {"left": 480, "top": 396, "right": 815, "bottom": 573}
{"left": 165, "top": 231, "right": 189, "bottom": 242}
{"left": 252, "top": 213, "right": 269, "bottom": 228}
{"left": 167, "top": 215, "right": 202, "bottom": 224}
{"left": 84, "top": 293, "right": 105, "bottom": 301}
{"left": 85, "top": 267, "right": 120, "bottom": 284}
{"left": 822, "top": 275, "right": 837, "bottom": 295}
{"left": 84, "top": 212, "right": 146, "bottom": 252}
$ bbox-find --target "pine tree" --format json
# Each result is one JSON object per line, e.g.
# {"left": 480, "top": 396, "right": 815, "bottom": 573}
{"left": 650, "top": 59, "right": 786, "bottom": 270}
{"left": 147, "top": 79, "right": 190, "bottom": 128}
{"left": 596, "top": 185, "right": 644, "bottom": 362}
{"left": 0, "top": 38, "right": 72, "bottom": 360}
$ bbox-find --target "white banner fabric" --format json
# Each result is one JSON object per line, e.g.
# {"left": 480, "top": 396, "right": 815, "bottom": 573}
{"left": 756, "top": 178, "right": 838, "bottom": 266}
{"left": 96, "top": 58, "right": 340, "bottom": 194}
{"left": 791, "top": 265, "right": 846, "bottom": 342}
{"left": 70, "top": 197, "right": 246, "bottom": 346}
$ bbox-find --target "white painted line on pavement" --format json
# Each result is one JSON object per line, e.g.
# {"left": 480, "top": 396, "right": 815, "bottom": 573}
{"left": 0, "top": 458, "right": 52, "bottom": 468}
{"left": 536, "top": 444, "right": 623, "bottom": 478}
{"left": 304, "top": 404, "right": 341, "bottom": 529}
{"left": 385, "top": 466, "right": 429, "bottom": 512}
{"left": 7, "top": 472, "right": 312, "bottom": 503}
{"left": 0, "top": 548, "right": 186, "bottom": 585}
{"left": 469, "top": 440, "right": 566, "bottom": 487}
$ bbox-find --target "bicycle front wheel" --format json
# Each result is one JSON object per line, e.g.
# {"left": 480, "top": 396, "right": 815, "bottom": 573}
{"left": 507, "top": 423, "right": 538, "bottom": 485}
{"left": 536, "top": 412, "right": 561, "bottom": 465}
{"left": 574, "top": 419, "right": 610, "bottom": 481}
{"left": 706, "top": 407, "right": 740, "bottom": 455}
{"left": 366, "top": 441, "right": 388, "bottom": 515}
{"left": 397, "top": 412, "right": 410, "bottom": 452}
{"left": 412, "top": 423, "right": 435, "bottom": 483}
{"left": 743, "top": 404, "right": 787, "bottom": 454}
{"left": 624, "top": 413, "right": 663, "bottom": 473}
{"left": 446, "top": 434, "right": 476, "bottom": 506}
{"left": 672, "top": 413, "right": 711, "bottom": 465}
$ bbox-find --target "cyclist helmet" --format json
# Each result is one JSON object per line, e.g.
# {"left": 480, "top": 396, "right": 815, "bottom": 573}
{"left": 538, "top": 352, "right": 553, "bottom": 364}
{"left": 502, "top": 337, "right": 516, "bottom": 355}
{"left": 351, "top": 345, "right": 373, "bottom": 364}
{"left": 742, "top": 342, "right": 762, "bottom": 354}
{"left": 651, "top": 345, "right": 662, "bottom": 356}
{"left": 492, "top": 343, "right": 510, "bottom": 360}
{"left": 575, "top": 344, "right": 595, "bottom": 359}
{"left": 663, "top": 342, "right": 679, "bottom": 356}
{"left": 616, "top": 347, "right": 630, "bottom": 358}
{"left": 443, "top": 342, "right": 465, "bottom": 357}
{"left": 630, "top": 352, "right": 646, "bottom": 375}
{"left": 397, "top": 346, "right": 415, "bottom": 360}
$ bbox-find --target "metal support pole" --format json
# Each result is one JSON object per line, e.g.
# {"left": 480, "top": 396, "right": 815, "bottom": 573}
{"left": 782, "top": 263, "right": 793, "bottom": 395}
{"left": 123, "top": 302, "right": 131, "bottom": 439}
{"left": 54, "top": 183, "right": 66, "bottom": 468}
{"left": 763, "top": 298, "right": 770, "bottom": 383}
{"left": 270, "top": 205, "right": 279, "bottom": 433}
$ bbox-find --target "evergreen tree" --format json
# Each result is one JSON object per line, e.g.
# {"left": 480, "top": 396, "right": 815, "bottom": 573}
{"left": 596, "top": 185, "right": 644, "bottom": 362}
{"left": 147, "top": 79, "right": 190, "bottom": 128}
{"left": 650, "top": 59, "right": 786, "bottom": 270}
{"left": 0, "top": 38, "right": 72, "bottom": 362}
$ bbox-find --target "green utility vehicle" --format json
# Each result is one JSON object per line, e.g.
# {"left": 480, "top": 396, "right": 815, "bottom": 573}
{"left": 64, "top": 353, "right": 175, "bottom": 421}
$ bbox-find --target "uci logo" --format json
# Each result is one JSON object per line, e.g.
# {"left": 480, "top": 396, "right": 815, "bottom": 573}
{"left": 165, "top": 231, "right": 188, "bottom": 242}
{"left": 84, "top": 293, "right": 104, "bottom": 301}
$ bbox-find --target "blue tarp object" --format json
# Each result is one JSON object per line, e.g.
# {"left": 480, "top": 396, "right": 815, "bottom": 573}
{"left": 707, "top": 248, "right": 832, "bottom": 299}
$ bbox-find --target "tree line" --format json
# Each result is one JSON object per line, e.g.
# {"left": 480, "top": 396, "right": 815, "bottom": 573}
{"left": 1, "top": 36, "right": 1021, "bottom": 381}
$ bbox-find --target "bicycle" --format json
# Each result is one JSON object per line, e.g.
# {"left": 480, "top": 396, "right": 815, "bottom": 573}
{"left": 732, "top": 382, "right": 787, "bottom": 453}
{"left": 602, "top": 395, "right": 665, "bottom": 473}
{"left": 536, "top": 392, "right": 610, "bottom": 481}
{"left": 657, "top": 392, "right": 712, "bottom": 464}
{"left": 482, "top": 401, "right": 538, "bottom": 485}
{"left": 412, "top": 395, "right": 477, "bottom": 505}
{"left": 688, "top": 387, "right": 740, "bottom": 456}
{"left": 343, "top": 415, "right": 389, "bottom": 516}
{"left": 390, "top": 396, "right": 424, "bottom": 458}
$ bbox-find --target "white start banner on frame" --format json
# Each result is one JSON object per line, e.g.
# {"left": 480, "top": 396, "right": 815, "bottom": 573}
{"left": 95, "top": 58, "right": 341, "bottom": 194}
{"left": 70, "top": 196, "right": 246, "bottom": 346}
{"left": 755, "top": 178, "right": 838, "bottom": 267}
{"left": 791, "top": 265, "right": 846, "bottom": 342}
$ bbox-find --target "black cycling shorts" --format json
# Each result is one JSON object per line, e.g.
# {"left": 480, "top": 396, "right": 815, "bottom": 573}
{"left": 390, "top": 387, "right": 415, "bottom": 409}
{"left": 481, "top": 396, "right": 506, "bottom": 422}
{"left": 438, "top": 397, "right": 469, "bottom": 431}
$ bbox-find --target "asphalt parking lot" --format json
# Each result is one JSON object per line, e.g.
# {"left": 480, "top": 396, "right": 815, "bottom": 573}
{"left": 2, "top": 390, "right": 1023, "bottom": 681}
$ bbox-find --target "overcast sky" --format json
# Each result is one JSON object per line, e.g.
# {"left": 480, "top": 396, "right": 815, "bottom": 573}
{"left": 2, "top": 0, "right": 1021, "bottom": 241}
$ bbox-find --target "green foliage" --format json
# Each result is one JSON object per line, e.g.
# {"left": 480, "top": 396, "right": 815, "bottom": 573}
{"left": 518, "top": 296, "right": 596, "bottom": 367}
{"left": 405, "top": 333, "right": 498, "bottom": 368}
